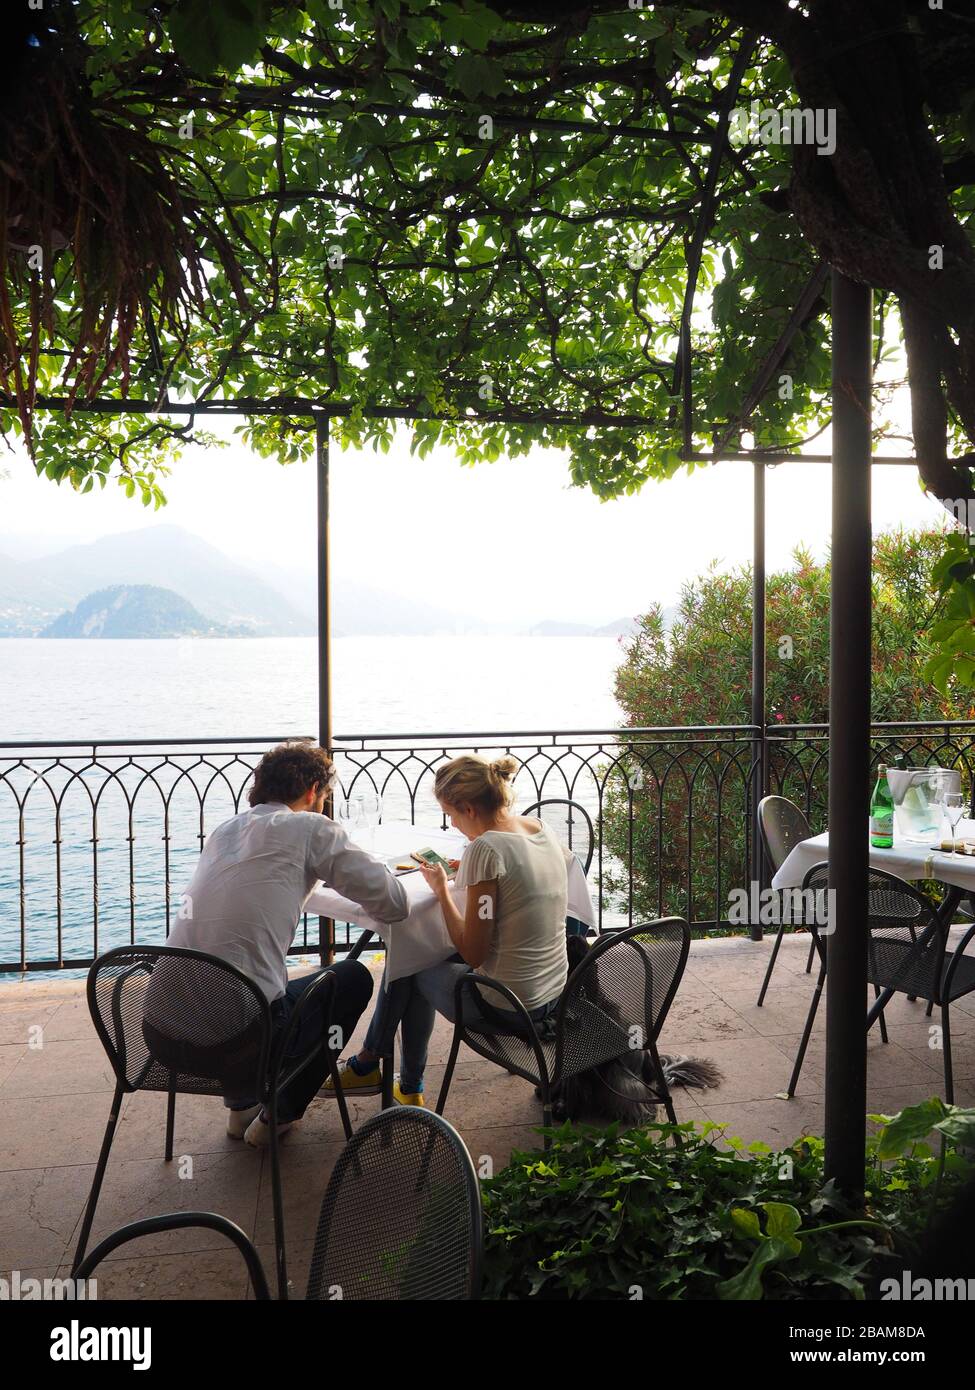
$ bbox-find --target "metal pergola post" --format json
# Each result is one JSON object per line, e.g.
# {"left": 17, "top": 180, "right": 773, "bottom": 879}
{"left": 315, "top": 413, "right": 335, "bottom": 966}
{"left": 750, "top": 458, "right": 766, "bottom": 941}
{"left": 825, "top": 270, "right": 873, "bottom": 1196}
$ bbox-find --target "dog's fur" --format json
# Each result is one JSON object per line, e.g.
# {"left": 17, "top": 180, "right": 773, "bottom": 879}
{"left": 547, "top": 933, "right": 723, "bottom": 1125}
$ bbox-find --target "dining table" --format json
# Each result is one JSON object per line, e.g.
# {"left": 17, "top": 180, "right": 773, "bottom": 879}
{"left": 305, "top": 819, "right": 597, "bottom": 986}
{"left": 771, "top": 818, "right": 975, "bottom": 1028}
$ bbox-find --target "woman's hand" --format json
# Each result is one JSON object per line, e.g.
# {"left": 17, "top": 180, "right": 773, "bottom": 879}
{"left": 417, "top": 860, "right": 449, "bottom": 897}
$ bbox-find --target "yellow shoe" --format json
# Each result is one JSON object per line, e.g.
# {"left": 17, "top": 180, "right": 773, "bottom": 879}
{"left": 393, "top": 1079, "right": 426, "bottom": 1107}
{"left": 320, "top": 1059, "right": 382, "bottom": 1098}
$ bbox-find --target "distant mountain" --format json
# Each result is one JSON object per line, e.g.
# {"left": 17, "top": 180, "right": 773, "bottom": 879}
{"left": 0, "top": 520, "right": 656, "bottom": 638}
{"left": 40, "top": 585, "right": 245, "bottom": 639}
{"left": 3, "top": 525, "right": 314, "bottom": 636}
{"left": 256, "top": 558, "right": 514, "bottom": 635}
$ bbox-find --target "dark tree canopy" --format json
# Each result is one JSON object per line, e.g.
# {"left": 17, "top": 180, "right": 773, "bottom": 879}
{"left": 1, "top": 0, "right": 974, "bottom": 520}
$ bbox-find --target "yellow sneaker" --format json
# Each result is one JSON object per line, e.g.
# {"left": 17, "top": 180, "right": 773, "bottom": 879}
{"left": 393, "top": 1080, "right": 426, "bottom": 1107}
{"left": 320, "top": 1059, "right": 382, "bottom": 1098}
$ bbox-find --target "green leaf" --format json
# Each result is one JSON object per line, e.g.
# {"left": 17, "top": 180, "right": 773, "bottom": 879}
{"left": 168, "top": 0, "right": 268, "bottom": 72}
{"left": 873, "top": 1098, "right": 949, "bottom": 1159}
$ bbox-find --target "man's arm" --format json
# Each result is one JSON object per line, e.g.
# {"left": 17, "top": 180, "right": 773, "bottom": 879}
{"left": 306, "top": 818, "right": 409, "bottom": 923}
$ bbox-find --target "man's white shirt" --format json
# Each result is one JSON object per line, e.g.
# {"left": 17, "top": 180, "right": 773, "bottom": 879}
{"left": 166, "top": 801, "right": 408, "bottom": 1001}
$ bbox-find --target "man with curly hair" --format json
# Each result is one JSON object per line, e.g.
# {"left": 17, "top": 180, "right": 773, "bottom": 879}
{"left": 164, "top": 740, "right": 407, "bottom": 1146}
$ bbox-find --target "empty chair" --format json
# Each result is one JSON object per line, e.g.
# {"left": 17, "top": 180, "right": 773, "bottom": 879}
{"left": 787, "top": 864, "right": 975, "bottom": 1102}
{"left": 70, "top": 944, "right": 353, "bottom": 1300}
{"left": 436, "top": 919, "right": 690, "bottom": 1147}
{"left": 521, "top": 797, "right": 595, "bottom": 874}
{"left": 74, "top": 1212, "right": 271, "bottom": 1300}
{"left": 521, "top": 797, "right": 595, "bottom": 935}
{"left": 755, "top": 795, "right": 818, "bottom": 1005}
{"left": 306, "top": 1107, "right": 482, "bottom": 1300}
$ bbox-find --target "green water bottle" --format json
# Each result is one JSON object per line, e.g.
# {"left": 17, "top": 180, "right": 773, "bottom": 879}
{"left": 870, "top": 766, "right": 894, "bottom": 848}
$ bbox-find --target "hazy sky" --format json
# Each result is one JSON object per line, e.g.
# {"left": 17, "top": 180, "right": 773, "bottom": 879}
{"left": 0, "top": 416, "right": 948, "bottom": 626}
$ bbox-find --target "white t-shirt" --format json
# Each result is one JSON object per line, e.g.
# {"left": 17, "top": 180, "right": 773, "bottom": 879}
{"left": 164, "top": 801, "right": 408, "bottom": 1002}
{"left": 454, "top": 820, "right": 569, "bottom": 1012}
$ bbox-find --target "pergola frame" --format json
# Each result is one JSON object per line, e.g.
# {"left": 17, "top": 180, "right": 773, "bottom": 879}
{"left": 3, "top": 40, "right": 911, "bottom": 1197}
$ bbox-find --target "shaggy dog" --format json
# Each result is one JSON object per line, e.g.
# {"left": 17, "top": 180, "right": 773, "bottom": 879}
{"left": 546, "top": 933, "right": 723, "bottom": 1124}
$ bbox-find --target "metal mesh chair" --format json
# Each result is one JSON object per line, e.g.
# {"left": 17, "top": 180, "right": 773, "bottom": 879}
{"left": 436, "top": 919, "right": 690, "bottom": 1147}
{"left": 74, "top": 1212, "right": 271, "bottom": 1299}
{"left": 756, "top": 795, "right": 817, "bottom": 1003}
{"left": 787, "top": 864, "right": 975, "bottom": 1102}
{"left": 70, "top": 944, "right": 353, "bottom": 1300}
{"left": 521, "top": 798, "right": 595, "bottom": 874}
{"left": 306, "top": 1107, "right": 482, "bottom": 1300}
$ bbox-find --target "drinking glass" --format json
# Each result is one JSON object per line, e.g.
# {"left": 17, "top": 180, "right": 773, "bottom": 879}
{"left": 359, "top": 793, "right": 382, "bottom": 851}
{"left": 944, "top": 792, "right": 965, "bottom": 854}
{"left": 337, "top": 797, "right": 362, "bottom": 837}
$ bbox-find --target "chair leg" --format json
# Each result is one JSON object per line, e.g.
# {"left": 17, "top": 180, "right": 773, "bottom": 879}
{"left": 873, "top": 985, "right": 889, "bottom": 1045}
{"left": 435, "top": 1026, "right": 463, "bottom": 1116}
{"left": 756, "top": 920, "right": 787, "bottom": 1007}
{"left": 70, "top": 1084, "right": 123, "bottom": 1275}
{"left": 326, "top": 1047, "right": 353, "bottom": 1142}
{"left": 267, "top": 1091, "right": 289, "bottom": 1301}
{"left": 539, "top": 1077, "right": 552, "bottom": 1152}
{"left": 164, "top": 1081, "right": 176, "bottom": 1161}
{"left": 942, "top": 1002, "right": 954, "bottom": 1106}
{"left": 787, "top": 958, "right": 826, "bottom": 1098}
{"left": 805, "top": 935, "right": 816, "bottom": 974}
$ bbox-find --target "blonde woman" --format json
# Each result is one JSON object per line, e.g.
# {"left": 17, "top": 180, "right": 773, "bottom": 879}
{"left": 324, "top": 755, "right": 570, "bottom": 1105}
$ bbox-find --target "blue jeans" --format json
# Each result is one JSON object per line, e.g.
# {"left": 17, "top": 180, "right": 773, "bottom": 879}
{"left": 363, "top": 953, "right": 560, "bottom": 1094}
{"left": 227, "top": 960, "right": 373, "bottom": 1123}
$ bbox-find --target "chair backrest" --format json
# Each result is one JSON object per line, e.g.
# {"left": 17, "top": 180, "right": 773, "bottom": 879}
{"left": 758, "top": 795, "right": 811, "bottom": 873}
{"left": 88, "top": 944, "right": 271, "bottom": 1098}
{"left": 73, "top": 1212, "right": 270, "bottom": 1299}
{"left": 802, "top": 863, "right": 942, "bottom": 998}
{"left": 521, "top": 798, "right": 595, "bottom": 873}
{"left": 306, "top": 1107, "right": 482, "bottom": 1301}
{"left": 555, "top": 918, "right": 690, "bottom": 1076}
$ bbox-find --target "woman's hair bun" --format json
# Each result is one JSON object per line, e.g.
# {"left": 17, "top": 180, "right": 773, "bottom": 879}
{"left": 490, "top": 756, "right": 518, "bottom": 782}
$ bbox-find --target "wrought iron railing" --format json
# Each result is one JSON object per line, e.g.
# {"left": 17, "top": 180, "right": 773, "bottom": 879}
{"left": 2, "top": 722, "right": 973, "bottom": 975}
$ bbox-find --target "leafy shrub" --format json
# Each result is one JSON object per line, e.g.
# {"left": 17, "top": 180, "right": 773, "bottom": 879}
{"left": 481, "top": 1099, "right": 975, "bottom": 1300}
{"left": 601, "top": 529, "right": 966, "bottom": 928}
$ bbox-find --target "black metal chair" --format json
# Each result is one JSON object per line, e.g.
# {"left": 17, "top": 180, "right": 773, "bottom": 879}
{"left": 70, "top": 944, "right": 354, "bottom": 1301}
{"left": 756, "top": 795, "right": 818, "bottom": 1004}
{"left": 787, "top": 863, "right": 975, "bottom": 1102}
{"left": 436, "top": 919, "right": 690, "bottom": 1148}
{"left": 521, "top": 797, "right": 595, "bottom": 874}
{"left": 306, "top": 1107, "right": 482, "bottom": 1300}
{"left": 74, "top": 1211, "right": 271, "bottom": 1299}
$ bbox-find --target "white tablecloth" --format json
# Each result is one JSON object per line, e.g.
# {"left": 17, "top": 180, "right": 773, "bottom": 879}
{"left": 772, "top": 819, "right": 975, "bottom": 893}
{"left": 306, "top": 820, "right": 596, "bottom": 983}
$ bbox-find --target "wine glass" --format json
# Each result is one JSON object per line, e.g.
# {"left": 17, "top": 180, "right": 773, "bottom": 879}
{"left": 358, "top": 793, "right": 382, "bottom": 852}
{"left": 943, "top": 792, "right": 965, "bottom": 855}
{"left": 337, "top": 797, "right": 362, "bottom": 838}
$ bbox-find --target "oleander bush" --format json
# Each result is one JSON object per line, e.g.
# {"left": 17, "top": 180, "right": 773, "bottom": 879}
{"left": 600, "top": 529, "right": 967, "bottom": 930}
{"left": 480, "top": 1098, "right": 975, "bottom": 1300}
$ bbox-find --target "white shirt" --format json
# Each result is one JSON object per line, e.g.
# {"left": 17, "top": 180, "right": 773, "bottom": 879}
{"left": 454, "top": 820, "right": 569, "bottom": 1012}
{"left": 165, "top": 802, "right": 408, "bottom": 1002}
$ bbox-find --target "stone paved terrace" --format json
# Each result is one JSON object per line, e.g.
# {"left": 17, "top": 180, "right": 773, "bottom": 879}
{"left": 2, "top": 932, "right": 973, "bottom": 1300}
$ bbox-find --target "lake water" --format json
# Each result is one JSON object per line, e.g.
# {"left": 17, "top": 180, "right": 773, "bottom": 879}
{"left": 0, "top": 636, "right": 624, "bottom": 975}
{"left": 0, "top": 634, "right": 624, "bottom": 741}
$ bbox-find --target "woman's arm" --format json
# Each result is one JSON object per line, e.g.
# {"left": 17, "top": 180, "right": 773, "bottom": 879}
{"left": 416, "top": 863, "right": 497, "bottom": 968}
